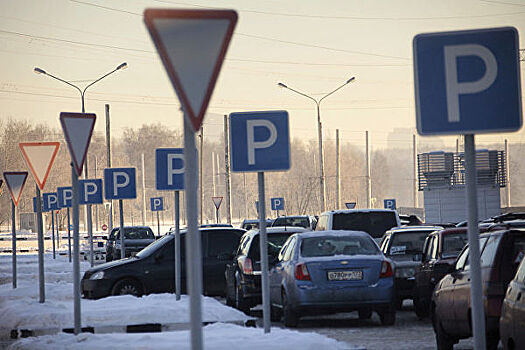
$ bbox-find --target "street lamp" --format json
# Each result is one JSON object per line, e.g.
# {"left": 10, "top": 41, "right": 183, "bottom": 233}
{"left": 278, "top": 77, "right": 356, "bottom": 213}
{"left": 34, "top": 62, "right": 128, "bottom": 266}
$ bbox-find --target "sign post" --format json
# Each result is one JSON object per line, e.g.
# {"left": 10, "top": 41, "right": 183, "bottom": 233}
{"left": 212, "top": 196, "right": 223, "bottom": 223}
{"left": 58, "top": 186, "right": 73, "bottom": 262}
{"left": 230, "top": 110, "right": 291, "bottom": 334}
{"left": 3, "top": 171, "right": 29, "bottom": 289}
{"left": 413, "top": 27, "right": 522, "bottom": 350}
{"left": 156, "top": 148, "right": 185, "bottom": 300}
{"left": 60, "top": 112, "right": 96, "bottom": 335}
{"left": 271, "top": 197, "right": 284, "bottom": 217}
{"left": 19, "top": 141, "right": 60, "bottom": 303}
{"left": 145, "top": 9, "right": 237, "bottom": 349}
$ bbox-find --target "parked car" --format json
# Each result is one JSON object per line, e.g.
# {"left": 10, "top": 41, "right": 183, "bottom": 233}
{"left": 487, "top": 219, "right": 525, "bottom": 231}
{"left": 380, "top": 225, "right": 442, "bottom": 308}
{"left": 399, "top": 214, "right": 423, "bottom": 226}
{"left": 413, "top": 228, "right": 470, "bottom": 318}
{"left": 500, "top": 258, "right": 525, "bottom": 350}
{"left": 269, "top": 230, "right": 396, "bottom": 327}
{"left": 431, "top": 229, "right": 525, "bottom": 350}
{"left": 271, "top": 215, "right": 317, "bottom": 230}
{"left": 105, "top": 226, "right": 156, "bottom": 262}
{"left": 82, "top": 227, "right": 245, "bottom": 299}
{"left": 225, "top": 226, "right": 308, "bottom": 312}
{"left": 240, "top": 219, "right": 273, "bottom": 231}
{"left": 315, "top": 209, "right": 400, "bottom": 242}
{"left": 200, "top": 223, "right": 233, "bottom": 228}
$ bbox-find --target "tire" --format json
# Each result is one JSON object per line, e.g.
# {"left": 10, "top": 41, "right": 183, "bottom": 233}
{"left": 394, "top": 297, "right": 403, "bottom": 310}
{"left": 433, "top": 311, "right": 455, "bottom": 350}
{"left": 270, "top": 303, "right": 282, "bottom": 322}
{"left": 111, "top": 278, "right": 142, "bottom": 297}
{"left": 379, "top": 308, "right": 396, "bottom": 326}
{"left": 234, "top": 279, "right": 250, "bottom": 314}
{"left": 486, "top": 333, "right": 500, "bottom": 350}
{"left": 413, "top": 296, "right": 430, "bottom": 319}
{"left": 358, "top": 309, "right": 372, "bottom": 320}
{"left": 282, "top": 292, "right": 299, "bottom": 328}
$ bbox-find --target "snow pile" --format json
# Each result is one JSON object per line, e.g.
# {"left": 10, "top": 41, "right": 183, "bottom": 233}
{"left": 8, "top": 322, "right": 360, "bottom": 350}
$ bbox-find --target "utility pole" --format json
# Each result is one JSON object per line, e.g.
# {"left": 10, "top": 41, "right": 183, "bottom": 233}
{"left": 212, "top": 152, "right": 216, "bottom": 196}
{"left": 141, "top": 153, "right": 146, "bottom": 226}
{"left": 335, "top": 129, "right": 341, "bottom": 210}
{"left": 105, "top": 104, "right": 113, "bottom": 231}
{"left": 199, "top": 126, "right": 203, "bottom": 225}
{"left": 413, "top": 134, "right": 418, "bottom": 208}
{"left": 94, "top": 156, "right": 99, "bottom": 231}
{"left": 365, "top": 130, "right": 371, "bottom": 208}
{"left": 505, "top": 139, "right": 511, "bottom": 208}
{"left": 224, "top": 115, "right": 232, "bottom": 224}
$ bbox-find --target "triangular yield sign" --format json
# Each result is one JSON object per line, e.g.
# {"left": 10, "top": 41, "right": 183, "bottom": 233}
{"left": 212, "top": 196, "right": 223, "bottom": 209}
{"left": 59, "top": 112, "right": 96, "bottom": 176}
{"left": 3, "top": 172, "right": 28, "bottom": 207}
{"left": 19, "top": 142, "right": 60, "bottom": 190}
{"left": 144, "top": 9, "right": 238, "bottom": 132}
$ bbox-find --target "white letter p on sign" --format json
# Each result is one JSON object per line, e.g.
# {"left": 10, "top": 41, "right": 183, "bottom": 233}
{"left": 113, "top": 172, "right": 130, "bottom": 197}
{"left": 444, "top": 44, "right": 497, "bottom": 123}
{"left": 247, "top": 119, "right": 277, "bottom": 165}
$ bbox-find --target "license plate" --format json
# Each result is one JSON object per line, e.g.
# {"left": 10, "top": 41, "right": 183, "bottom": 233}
{"left": 327, "top": 270, "right": 363, "bottom": 281}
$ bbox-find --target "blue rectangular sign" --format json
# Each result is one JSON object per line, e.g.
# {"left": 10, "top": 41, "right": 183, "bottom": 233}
{"left": 43, "top": 192, "right": 59, "bottom": 212}
{"left": 230, "top": 110, "right": 290, "bottom": 172}
{"left": 57, "top": 186, "right": 72, "bottom": 208}
{"left": 150, "top": 197, "right": 164, "bottom": 211}
{"left": 271, "top": 197, "right": 284, "bottom": 211}
{"left": 413, "top": 27, "right": 522, "bottom": 135}
{"left": 384, "top": 199, "right": 396, "bottom": 210}
{"left": 104, "top": 168, "right": 137, "bottom": 200}
{"left": 156, "top": 148, "right": 184, "bottom": 191}
{"left": 79, "top": 179, "right": 103, "bottom": 205}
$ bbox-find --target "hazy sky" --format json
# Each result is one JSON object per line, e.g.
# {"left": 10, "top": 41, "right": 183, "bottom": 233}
{"left": 1, "top": 0, "right": 524, "bottom": 150}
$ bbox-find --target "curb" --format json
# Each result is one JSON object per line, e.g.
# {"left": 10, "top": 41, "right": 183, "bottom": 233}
{"left": 8, "top": 319, "right": 256, "bottom": 339}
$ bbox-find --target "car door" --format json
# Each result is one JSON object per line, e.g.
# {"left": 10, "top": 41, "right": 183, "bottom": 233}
{"left": 203, "top": 229, "right": 243, "bottom": 295}
{"left": 270, "top": 237, "right": 292, "bottom": 305}
{"left": 144, "top": 237, "right": 175, "bottom": 293}
{"left": 416, "top": 235, "right": 434, "bottom": 302}
{"left": 513, "top": 261, "right": 525, "bottom": 347}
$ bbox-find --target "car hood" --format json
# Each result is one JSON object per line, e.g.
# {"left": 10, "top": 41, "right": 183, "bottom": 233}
{"left": 87, "top": 257, "right": 139, "bottom": 273}
{"left": 115, "top": 239, "right": 155, "bottom": 247}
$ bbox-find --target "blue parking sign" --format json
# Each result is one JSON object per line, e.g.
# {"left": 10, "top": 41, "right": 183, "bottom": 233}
{"left": 150, "top": 197, "right": 164, "bottom": 211}
{"left": 104, "top": 168, "right": 137, "bottom": 200}
{"left": 384, "top": 199, "right": 396, "bottom": 210}
{"left": 57, "top": 186, "right": 72, "bottom": 208}
{"left": 156, "top": 148, "right": 184, "bottom": 191}
{"left": 230, "top": 111, "right": 290, "bottom": 172}
{"left": 271, "top": 197, "right": 284, "bottom": 211}
{"left": 43, "top": 192, "right": 59, "bottom": 212}
{"left": 79, "top": 179, "right": 103, "bottom": 204}
{"left": 413, "top": 27, "right": 522, "bottom": 135}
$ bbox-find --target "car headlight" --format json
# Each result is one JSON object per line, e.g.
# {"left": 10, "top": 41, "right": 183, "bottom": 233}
{"left": 89, "top": 271, "right": 105, "bottom": 280}
{"left": 395, "top": 267, "right": 415, "bottom": 278}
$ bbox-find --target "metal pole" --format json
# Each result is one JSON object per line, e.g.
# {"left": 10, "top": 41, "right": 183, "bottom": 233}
{"left": 51, "top": 209, "right": 56, "bottom": 259}
{"left": 36, "top": 185, "right": 45, "bottom": 303}
{"left": 199, "top": 126, "right": 204, "bottom": 225}
{"left": 157, "top": 211, "right": 160, "bottom": 236}
{"left": 413, "top": 134, "right": 418, "bottom": 208}
{"left": 67, "top": 208, "right": 71, "bottom": 262}
{"left": 224, "top": 115, "right": 232, "bottom": 224}
{"left": 94, "top": 156, "right": 99, "bottom": 232}
{"left": 184, "top": 115, "right": 203, "bottom": 350}
{"left": 12, "top": 201, "right": 17, "bottom": 288}
{"left": 56, "top": 211, "right": 60, "bottom": 246}
{"left": 317, "top": 104, "right": 326, "bottom": 213}
{"left": 464, "top": 134, "right": 486, "bottom": 350}
{"left": 258, "top": 172, "right": 271, "bottom": 333}
{"left": 72, "top": 166, "right": 81, "bottom": 334}
{"left": 119, "top": 199, "right": 125, "bottom": 259}
{"left": 335, "top": 129, "right": 340, "bottom": 210}
{"left": 106, "top": 104, "right": 113, "bottom": 232}
{"left": 365, "top": 131, "right": 371, "bottom": 208}
{"left": 216, "top": 208, "right": 219, "bottom": 224}
{"left": 212, "top": 152, "right": 216, "bottom": 197}
{"left": 505, "top": 139, "right": 511, "bottom": 208}
{"left": 243, "top": 173, "right": 247, "bottom": 218}
{"left": 174, "top": 191, "right": 181, "bottom": 300}
{"left": 141, "top": 153, "right": 146, "bottom": 226}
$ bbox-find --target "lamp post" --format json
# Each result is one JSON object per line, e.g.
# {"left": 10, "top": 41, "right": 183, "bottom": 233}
{"left": 278, "top": 77, "right": 355, "bottom": 212}
{"left": 34, "top": 63, "right": 128, "bottom": 266}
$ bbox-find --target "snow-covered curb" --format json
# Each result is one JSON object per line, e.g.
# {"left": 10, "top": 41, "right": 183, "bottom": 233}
{"left": 7, "top": 322, "right": 363, "bottom": 350}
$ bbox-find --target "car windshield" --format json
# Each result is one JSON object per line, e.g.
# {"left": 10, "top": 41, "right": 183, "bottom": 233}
{"left": 301, "top": 235, "right": 379, "bottom": 257}
{"left": 116, "top": 227, "right": 155, "bottom": 240}
{"left": 135, "top": 234, "right": 172, "bottom": 258}
{"left": 442, "top": 232, "right": 468, "bottom": 258}
{"left": 332, "top": 212, "right": 398, "bottom": 238}
{"left": 272, "top": 217, "right": 309, "bottom": 228}
{"left": 388, "top": 230, "right": 431, "bottom": 256}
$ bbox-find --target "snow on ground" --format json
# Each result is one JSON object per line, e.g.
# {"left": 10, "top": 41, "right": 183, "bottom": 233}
{"left": 7, "top": 322, "right": 361, "bottom": 350}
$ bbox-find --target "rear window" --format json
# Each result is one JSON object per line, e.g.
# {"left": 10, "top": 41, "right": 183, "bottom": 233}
{"left": 442, "top": 232, "right": 468, "bottom": 258}
{"left": 332, "top": 212, "right": 398, "bottom": 238}
{"left": 388, "top": 231, "right": 431, "bottom": 256}
{"left": 300, "top": 235, "right": 379, "bottom": 257}
{"left": 116, "top": 227, "right": 155, "bottom": 240}
{"left": 249, "top": 232, "right": 296, "bottom": 259}
{"left": 272, "top": 217, "right": 309, "bottom": 228}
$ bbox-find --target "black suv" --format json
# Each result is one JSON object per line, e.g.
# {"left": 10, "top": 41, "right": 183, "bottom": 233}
{"left": 225, "top": 226, "right": 307, "bottom": 313}
{"left": 106, "top": 226, "right": 156, "bottom": 262}
{"left": 380, "top": 226, "right": 442, "bottom": 308}
{"left": 83, "top": 227, "right": 245, "bottom": 299}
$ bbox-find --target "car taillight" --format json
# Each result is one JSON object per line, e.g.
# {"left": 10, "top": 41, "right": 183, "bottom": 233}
{"left": 380, "top": 261, "right": 393, "bottom": 278}
{"left": 295, "top": 263, "right": 311, "bottom": 281}
{"left": 239, "top": 257, "right": 253, "bottom": 275}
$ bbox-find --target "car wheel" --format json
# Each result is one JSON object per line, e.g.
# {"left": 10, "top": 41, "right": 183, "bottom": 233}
{"left": 282, "top": 292, "right": 299, "bottom": 328}
{"left": 270, "top": 303, "right": 282, "bottom": 322}
{"left": 413, "top": 296, "right": 430, "bottom": 319}
{"left": 394, "top": 297, "right": 403, "bottom": 310}
{"left": 235, "top": 279, "right": 249, "bottom": 314}
{"left": 111, "top": 279, "right": 142, "bottom": 297}
{"left": 358, "top": 308, "right": 372, "bottom": 320}
{"left": 379, "top": 307, "right": 396, "bottom": 326}
{"left": 433, "top": 312, "right": 455, "bottom": 350}
{"left": 486, "top": 333, "right": 500, "bottom": 350}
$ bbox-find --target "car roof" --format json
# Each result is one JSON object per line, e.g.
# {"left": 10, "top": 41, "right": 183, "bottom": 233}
{"left": 320, "top": 209, "right": 397, "bottom": 215}
{"left": 245, "top": 226, "right": 308, "bottom": 236}
{"left": 274, "top": 215, "right": 310, "bottom": 219}
{"left": 387, "top": 225, "right": 443, "bottom": 233}
{"left": 294, "top": 230, "right": 372, "bottom": 239}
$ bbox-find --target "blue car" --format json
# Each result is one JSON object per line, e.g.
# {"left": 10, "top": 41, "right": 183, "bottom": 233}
{"left": 269, "top": 230, "right": 396, "bottom": 327}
